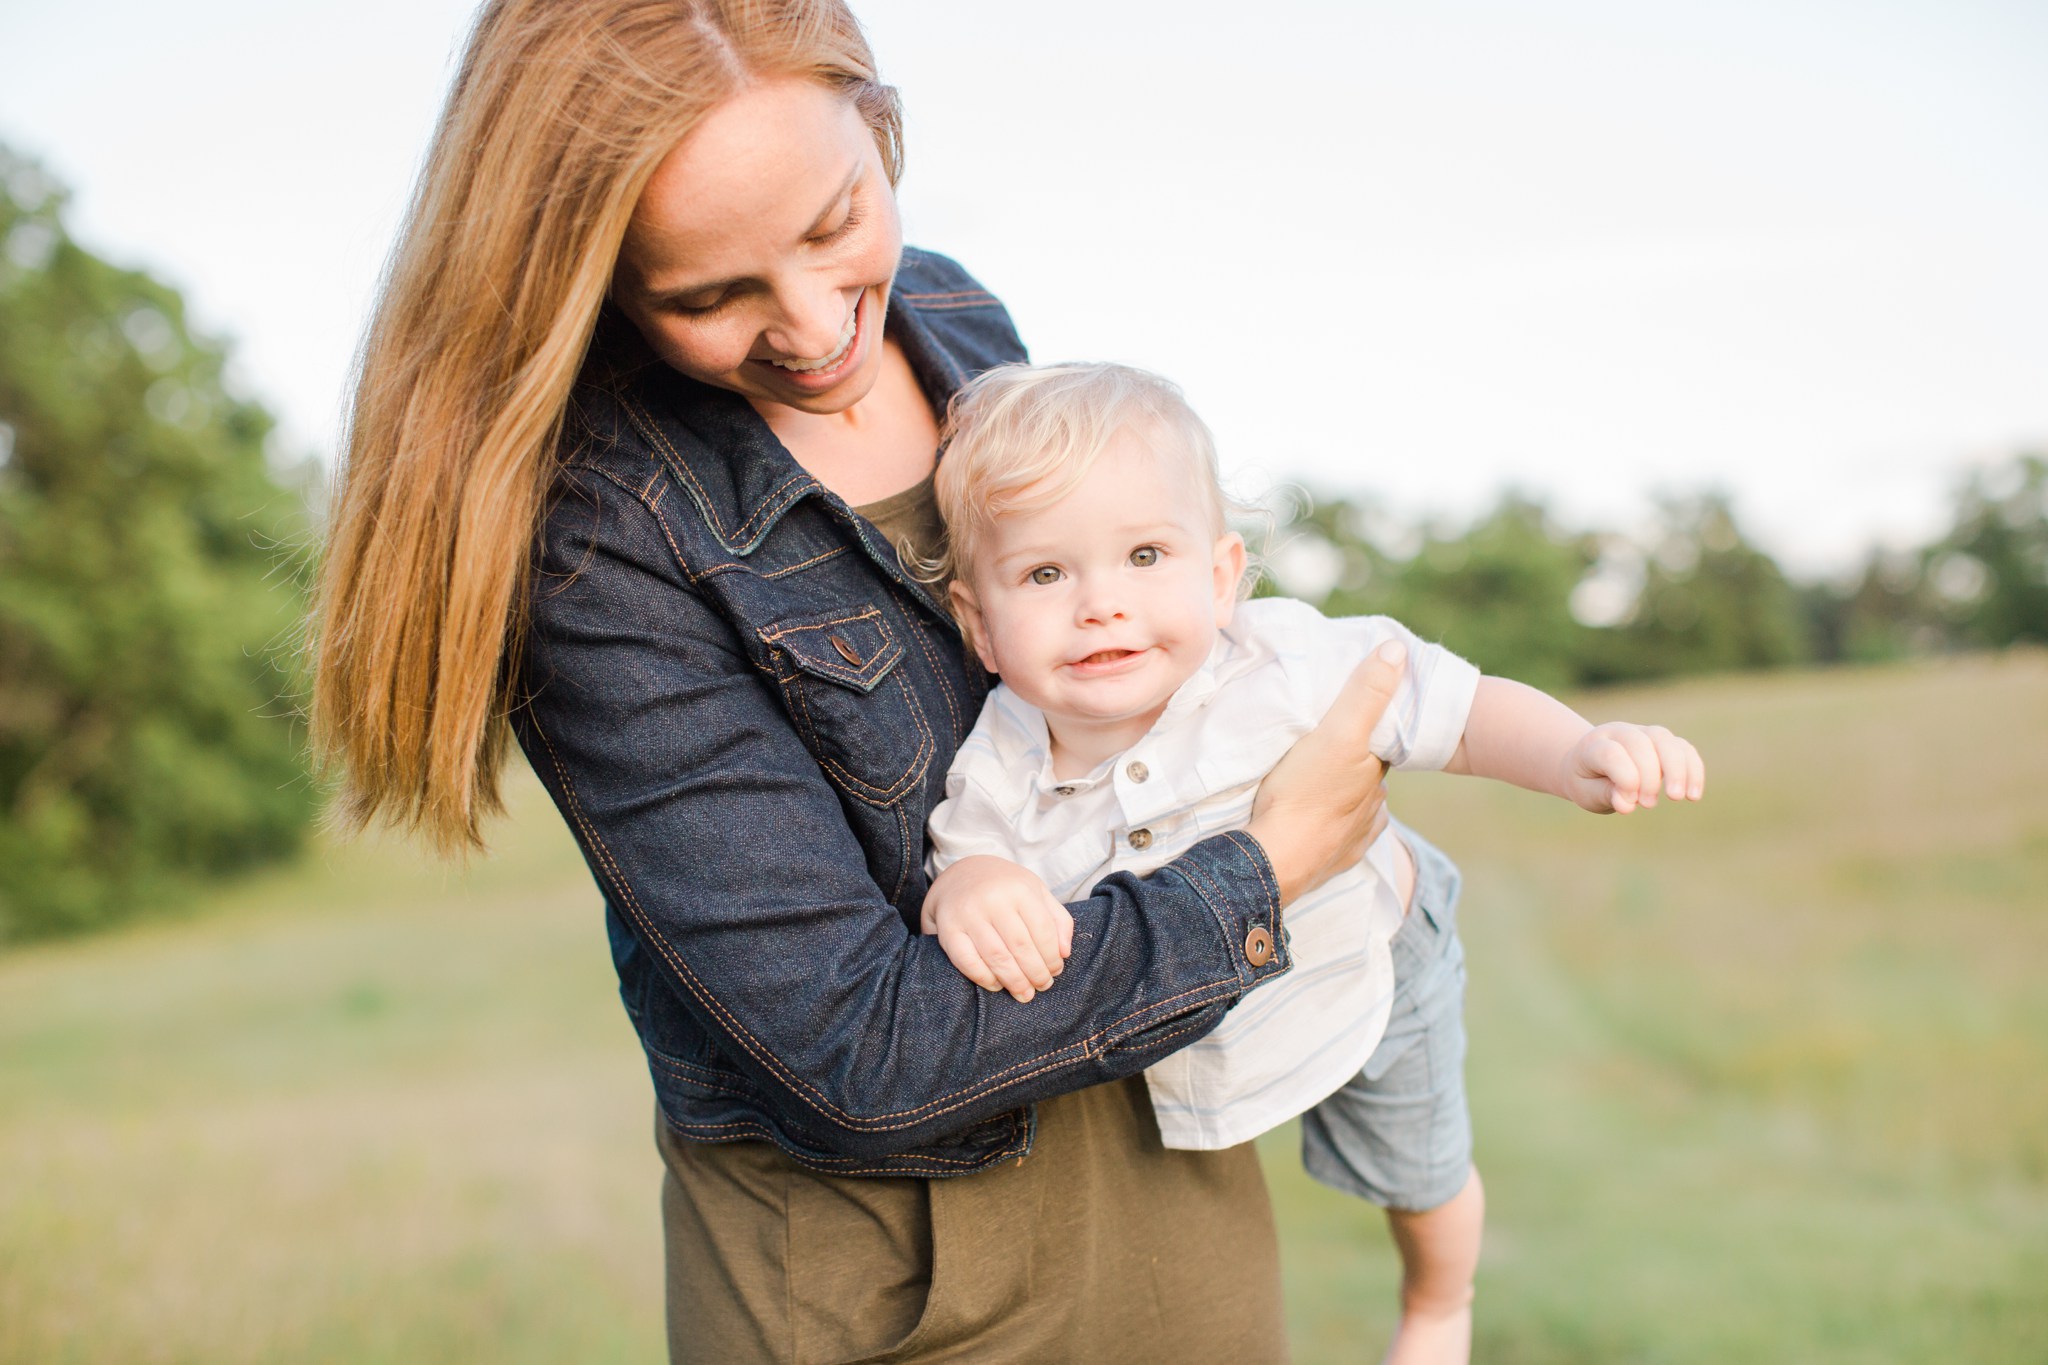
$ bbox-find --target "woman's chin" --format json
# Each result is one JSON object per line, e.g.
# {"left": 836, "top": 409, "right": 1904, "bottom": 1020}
{"left": 748, "top": 288, "right": 887, "bottom": 414}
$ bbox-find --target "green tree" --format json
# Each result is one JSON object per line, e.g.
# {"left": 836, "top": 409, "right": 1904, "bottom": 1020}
{"left": 1588, "top": 494, "right": 1810, "bottom": 682}
{"left": 1928, "top": 454, "right": 2048, "bottom": 649}
{"left": 1265, "top": 491, "right": 1598, "bottom": 693}
{"left": 0, "top": 146, "right": 315, "bottom": 941}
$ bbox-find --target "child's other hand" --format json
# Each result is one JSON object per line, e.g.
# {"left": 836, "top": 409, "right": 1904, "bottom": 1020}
{"left": 922, "top": 856, "right": 1075, "bottom": 1002}
{"left": 1563, "top": 722, "right": 1706, "bottom": 814}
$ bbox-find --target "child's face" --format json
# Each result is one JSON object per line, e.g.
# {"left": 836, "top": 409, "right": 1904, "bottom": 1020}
{"left": 950, "top": 427, "right": 1246, "bottom": 755}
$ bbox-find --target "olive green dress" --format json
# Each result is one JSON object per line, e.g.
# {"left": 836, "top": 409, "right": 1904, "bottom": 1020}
{"left": 655, "top": 476, "right": 1287, "bottom": 1363}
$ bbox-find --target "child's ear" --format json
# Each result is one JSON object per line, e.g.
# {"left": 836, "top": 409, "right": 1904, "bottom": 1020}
{"left": 1211, "top": 531, "right": 1248, "bottom": 625}
{"left": 950, "top": 579, "right": 1001, "bottom": 673}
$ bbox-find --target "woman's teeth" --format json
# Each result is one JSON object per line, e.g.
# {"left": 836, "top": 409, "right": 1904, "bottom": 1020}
{"left": 768, "top": 309, "right": 858, "bottom": 372}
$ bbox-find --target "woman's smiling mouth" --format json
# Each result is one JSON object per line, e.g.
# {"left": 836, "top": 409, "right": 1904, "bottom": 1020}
{"left": 764, "top": 299, "right": 860, "bottom": 373}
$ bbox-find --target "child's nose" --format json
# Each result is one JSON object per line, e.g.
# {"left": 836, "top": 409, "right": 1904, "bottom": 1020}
{"left": 1075, "top": 581, "right": 1127, "bottom": 625}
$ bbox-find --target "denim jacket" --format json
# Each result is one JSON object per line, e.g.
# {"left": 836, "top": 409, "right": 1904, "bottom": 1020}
{"left": 514, "top": 248, "right": 1291, "bottom": 1177}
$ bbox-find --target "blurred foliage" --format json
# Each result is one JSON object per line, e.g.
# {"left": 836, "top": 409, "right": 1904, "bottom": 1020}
{"left": 0, "top": 146, "right": 315, "bottom": 942}
{"left": 1262, "top": 456, "right": 2047, "bottom": 687}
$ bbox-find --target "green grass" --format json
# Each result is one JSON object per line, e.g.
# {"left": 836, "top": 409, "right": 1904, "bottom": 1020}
{"left": 4, "top": 653, "right": 2045, "bottom": 1362}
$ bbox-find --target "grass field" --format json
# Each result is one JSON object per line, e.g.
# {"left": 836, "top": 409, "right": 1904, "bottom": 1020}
{"left": 2, "top": 654, "right": 2044, "bottom": 1363}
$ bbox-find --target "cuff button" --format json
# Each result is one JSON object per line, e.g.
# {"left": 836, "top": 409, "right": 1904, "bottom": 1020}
{"left": 1244, "top": 925, "right": 1275, "bottom": 967}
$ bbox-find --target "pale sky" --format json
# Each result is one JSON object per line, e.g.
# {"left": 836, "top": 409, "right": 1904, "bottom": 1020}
{"left": 4, "top": 0, "right": 2045, "bottom": 575}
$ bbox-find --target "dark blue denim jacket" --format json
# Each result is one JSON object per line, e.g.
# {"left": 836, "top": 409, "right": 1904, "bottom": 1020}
{"left": 513, "top": 248, "right": 1290, "bottom": 1177}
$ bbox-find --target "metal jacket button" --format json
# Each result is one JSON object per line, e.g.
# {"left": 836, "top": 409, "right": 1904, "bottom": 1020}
{"left": 1126, "top": 760, "right": 1149, "bottom": 783}
{"left": 829, "top": 634, "right": 864, "bottom": 666}
{"left": 1127, "top": 828, "right": 1153, "bottom": 850}
{"left": 1244, "top": 925, "right": 1275, "bottom": 967}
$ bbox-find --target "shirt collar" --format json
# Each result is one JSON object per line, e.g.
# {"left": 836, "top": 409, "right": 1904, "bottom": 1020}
{"left": 1026, "top": 630, "right": 1235, "bottom": 803}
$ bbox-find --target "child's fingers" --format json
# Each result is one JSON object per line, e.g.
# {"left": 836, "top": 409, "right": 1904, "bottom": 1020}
{"left": 1648, "top": 729, "right": 1703, "bottom": 801}
{"left": 1052, "top": 897, "right": 1075, "bottom": 959}
{"left": 1020, "top": 900, "right": 1065, "bottom": 983}
{"left": 1611, "top": 727, "right": 1664, "bottom": 808}
{"left": 937, "top": 929, "right": 1000, "bottom": 993}
{"left": 977, "top": 912, "right": 1055, "bottom": 1001}
{"left": 1584, "top": 736, "right": 1640, "bottom": 812}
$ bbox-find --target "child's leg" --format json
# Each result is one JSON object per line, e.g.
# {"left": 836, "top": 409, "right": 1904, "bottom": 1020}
{"left": 1383, "top": 1167, "right": 1483, "bottom": 1365}
{"left": 1300, "top": 829, "right": 1476, "bottom": 1364}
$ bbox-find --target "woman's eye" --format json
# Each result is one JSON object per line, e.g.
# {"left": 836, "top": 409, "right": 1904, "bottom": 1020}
{"left": 671, "top": 294, "right": 729, "bottom": 316}
{"left": 814, "top": 193, "right": 866, "bottom": 244}
{"left": 1028, "top": 566, "right": 1063, "bottom": 586}
{"left": 1130, "top": 546, "right": 1161, "bottom": 567}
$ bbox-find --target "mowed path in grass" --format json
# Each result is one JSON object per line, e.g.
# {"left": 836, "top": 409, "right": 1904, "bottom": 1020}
{"left": 2, "top": 653, "right": 2043, "bottom": 1363}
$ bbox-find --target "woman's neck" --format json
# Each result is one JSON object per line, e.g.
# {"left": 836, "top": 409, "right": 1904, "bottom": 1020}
{"left": 754, "top": 338, "right": 939, "bottom": 505}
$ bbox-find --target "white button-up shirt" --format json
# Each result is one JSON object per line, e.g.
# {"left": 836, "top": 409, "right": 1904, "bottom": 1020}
{"left": 927, "top": 596, "right": 1480, "bottom": 1149}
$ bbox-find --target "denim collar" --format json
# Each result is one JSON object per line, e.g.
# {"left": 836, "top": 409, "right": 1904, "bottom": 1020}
{"left": 594, "top": 272, "right": 956, "bottom": 554}
{"left": 588, "top": 268, "right": 959, "bottom": 618}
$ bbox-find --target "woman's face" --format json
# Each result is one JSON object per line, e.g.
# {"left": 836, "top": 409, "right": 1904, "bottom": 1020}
{"left": 613, "top": 76, "right": 903, "bottom": 416}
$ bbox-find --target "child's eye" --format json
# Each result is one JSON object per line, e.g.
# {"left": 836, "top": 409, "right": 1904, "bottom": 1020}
{"left": 1129, "top": 546, "right": 1161, "bottom": 567}
{"left": 1028, "top": 565, "right": 1064, "bottom": 586}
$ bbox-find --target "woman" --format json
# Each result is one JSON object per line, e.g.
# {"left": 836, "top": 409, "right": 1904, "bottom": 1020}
{"left": 314, "top": 2, "right": 1401, "bottom": 1359}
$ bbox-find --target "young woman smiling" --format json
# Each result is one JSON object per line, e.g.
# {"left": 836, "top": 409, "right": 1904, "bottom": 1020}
{"left": 313, "top": 3, "right": 1403, "bottom": 1359}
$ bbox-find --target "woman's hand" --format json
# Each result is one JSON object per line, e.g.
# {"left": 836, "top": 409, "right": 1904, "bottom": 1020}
{"left": 922, "top": 855, "right": 1075, "bottom": 1003}
{"left": 1245, "top": 641, "right": 1408, "bottom": 906}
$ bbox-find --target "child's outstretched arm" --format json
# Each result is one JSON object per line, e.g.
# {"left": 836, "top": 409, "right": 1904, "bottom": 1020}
{"left": 1443, "top": 677, "right": 1706, "bottom": 814}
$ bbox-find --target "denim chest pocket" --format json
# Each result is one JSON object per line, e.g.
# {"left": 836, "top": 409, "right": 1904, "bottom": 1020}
{"left": 758, "top": 604, "right": 934, "bottom": 805}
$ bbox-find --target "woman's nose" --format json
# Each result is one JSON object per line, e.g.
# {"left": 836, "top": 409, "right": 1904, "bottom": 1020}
{"left": 764, "top": 283, "right": 853, "bottom": 362}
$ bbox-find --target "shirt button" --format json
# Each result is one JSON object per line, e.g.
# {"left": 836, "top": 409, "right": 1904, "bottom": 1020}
{"left": 1055, "top": 785, "right": 1077, "bottom": 797}
{"left": 1127, "top": 828, "right": 1154, "bottom": 850}
{"left": 1126, "top": 760, "right": 1150, "bottom": 783}
{"left": 1244, "top": 926, "right": 1275, "bottom": 967}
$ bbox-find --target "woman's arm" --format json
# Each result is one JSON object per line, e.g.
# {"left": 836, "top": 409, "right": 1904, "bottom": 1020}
{"left": 516, "top": 467, "right": 1397, "bottom": 1158}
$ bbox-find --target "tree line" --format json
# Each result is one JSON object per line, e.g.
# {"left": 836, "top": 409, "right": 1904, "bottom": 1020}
{"left": 1258, "top": 464, "right": 2045, "bottom": 696}
{"left": 1, "top": 144, "right": 2041, "bottom": 942}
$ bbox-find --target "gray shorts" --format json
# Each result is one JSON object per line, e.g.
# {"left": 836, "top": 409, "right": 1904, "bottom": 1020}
{"left": 1299, "top": 829, "right": 1472, "bottom": 1213}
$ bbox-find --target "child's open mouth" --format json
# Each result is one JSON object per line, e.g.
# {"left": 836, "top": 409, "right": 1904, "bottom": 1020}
{"left": 1068, "top": 648, "right": 1144, "bottom": 674}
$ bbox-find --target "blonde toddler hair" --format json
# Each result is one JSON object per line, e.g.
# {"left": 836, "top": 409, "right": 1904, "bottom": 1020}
{"left": 932, "top": 361, "right": 1237, "bottom": 587}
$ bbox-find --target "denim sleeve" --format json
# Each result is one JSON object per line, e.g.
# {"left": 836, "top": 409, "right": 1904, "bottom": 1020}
{"left": 516, "top": 468, "right": 1289, "bottom": 1158}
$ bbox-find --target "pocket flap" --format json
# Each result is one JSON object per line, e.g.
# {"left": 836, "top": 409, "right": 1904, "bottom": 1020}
{"left": 758, "top": 605, "right": 906, "bottom": 693}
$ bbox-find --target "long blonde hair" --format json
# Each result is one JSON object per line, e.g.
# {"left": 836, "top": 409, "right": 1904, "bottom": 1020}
{"left": 313, "top": 0, "right": 902, "bottom": 851}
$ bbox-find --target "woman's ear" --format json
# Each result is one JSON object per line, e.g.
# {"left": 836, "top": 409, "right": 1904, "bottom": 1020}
{"left": 1212, "top": 531, "right": 1248, "bottom": 625}
{"left": 950, "top": 579, "right": 1000, "bottom": 673}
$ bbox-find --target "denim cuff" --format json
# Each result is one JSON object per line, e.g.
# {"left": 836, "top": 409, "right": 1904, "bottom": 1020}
{"left": 1174, "top": 830, "right": 1291, "bottom": 992}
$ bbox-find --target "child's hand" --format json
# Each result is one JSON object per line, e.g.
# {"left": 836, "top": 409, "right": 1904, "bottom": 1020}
{"left": 922, "top": 856, "right": 1075, "bottom": 1002}
{"left": 1562, "top": 722, "right": 1706, "bottom": 814}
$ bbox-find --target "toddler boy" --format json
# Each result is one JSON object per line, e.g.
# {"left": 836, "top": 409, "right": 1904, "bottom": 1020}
{"left": 920, "top": 362, "right": 1704, "bottom": 1365}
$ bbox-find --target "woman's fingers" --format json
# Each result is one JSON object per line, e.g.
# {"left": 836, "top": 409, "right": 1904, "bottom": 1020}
{"left": 1324, "top": 641, "right": 1409, "bottom": 762}
{"left": 1364, "top": 784, "right": 1391, "bottom": 846}
{"left": 1248, "top": 640, "right": 1406, "bottom": 903}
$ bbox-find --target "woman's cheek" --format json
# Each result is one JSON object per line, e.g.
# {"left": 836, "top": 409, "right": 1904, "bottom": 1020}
{"left": 653, "top": 318, "right": 748, "bottom": 387}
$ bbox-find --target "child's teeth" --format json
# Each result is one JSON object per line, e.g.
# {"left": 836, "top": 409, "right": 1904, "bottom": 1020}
{"left": 769, "top": 310, "right": 858, "bottom": 371}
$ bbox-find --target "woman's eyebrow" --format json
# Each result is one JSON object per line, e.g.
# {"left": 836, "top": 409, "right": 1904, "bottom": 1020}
{"left": 640, "top": 161, "right": 865, "bottom": 305}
